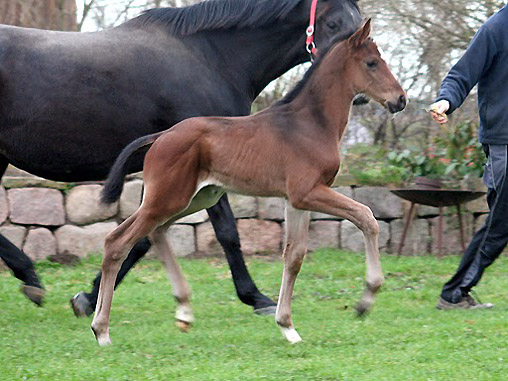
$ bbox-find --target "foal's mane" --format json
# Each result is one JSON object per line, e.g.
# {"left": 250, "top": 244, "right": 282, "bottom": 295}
{"left": 125, "top": 0, "right": 302, "bottom": 36}
{"left": 276, "top": 39, "right": 338, "bottom": 105}
{"left": 276, "top": 36, "right": 374, "bottom": 105}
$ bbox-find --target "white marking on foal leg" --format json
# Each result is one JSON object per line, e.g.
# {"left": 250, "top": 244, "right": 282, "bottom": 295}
{"left": 91, "top": 220, "right": 138, "bottom": 347}
{"left": 158, "top": 186, "right": 224, "bottom": 333}
{"left": 275, "top": 203, "right": 309, "bottom": 344}
{"left": 175, "top": 303, "right": 194, "bottom": 332}
{"left": 175, "top": 303, "right": 194, "bottom": 323}
{"left": 91, "top": 298, "right": 113, "bottom": 346}
{"left": 94, "top": 327, "right": 112, "bottom": 347}
{"left": 355, "top": 205, "right": 383, "bottom": 317}
{"left": 149, "top": 226, "right": 197, "bottom": 333}
{"left": 279, "top": 326, "right": 302, "bottom": 344}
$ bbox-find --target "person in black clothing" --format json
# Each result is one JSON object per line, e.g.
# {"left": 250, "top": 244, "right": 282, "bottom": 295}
{"left": 430, "top": 5, "right": 508, "bottom": 309}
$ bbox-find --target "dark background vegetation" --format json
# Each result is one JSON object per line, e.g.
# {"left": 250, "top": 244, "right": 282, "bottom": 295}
{"left": 3, "top": 0, "right": 504, "bottom": 185}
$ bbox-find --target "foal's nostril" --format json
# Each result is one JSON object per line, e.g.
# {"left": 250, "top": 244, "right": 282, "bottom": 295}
{"left": 387, "top": 95, "right": 407, "bottom": 114}
{"left": 398, "top": 95, "right": 407, "bottom": 109}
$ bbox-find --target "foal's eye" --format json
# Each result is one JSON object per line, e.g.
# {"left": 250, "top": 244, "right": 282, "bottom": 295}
{"left": 326, "top": 21, "right": 338, "bottom": 30}
{"left": 366, "top": 60, "right": 378, "bottom": 69}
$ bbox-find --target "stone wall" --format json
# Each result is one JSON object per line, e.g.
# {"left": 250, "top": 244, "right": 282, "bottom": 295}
{"left": 0, "top": 175, "right": 490, "bottom": 262}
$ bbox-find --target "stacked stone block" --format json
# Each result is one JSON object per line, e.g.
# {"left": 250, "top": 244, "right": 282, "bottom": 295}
{"left": 0, "top": 176, "right": 490, "bottom": 262}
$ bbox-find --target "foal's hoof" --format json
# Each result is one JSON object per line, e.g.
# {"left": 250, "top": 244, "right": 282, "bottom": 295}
{"left": 254, "top": 305, "right": 277, "bottom": 316}
{"left": 21, "top": 285, "right": 45, "bottom": 307}
{"left": 175, "top": 320, "right": 191, "bottom": 333}
{"left": 97, "top": 335, "right": 112, "bottom": 347}
{"left": 175, "top": 304, "right": 194, "bottom": 332}
{"left": 279, "top": 326, "right": 302, "bottom": 344}
{"left": 91, "top": 326, "right": 111, "bottom": 347}
{"left": 354, "top": 301, "right": 371, "bottom": 318}
{"left": 70, "top": 292, "right": 94, "bottom": 317}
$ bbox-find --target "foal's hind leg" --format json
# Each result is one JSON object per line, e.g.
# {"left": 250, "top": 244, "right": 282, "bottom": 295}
{"left": 72, "top": 185, "right": 151, "bottom": 317}
{"left": 149, "top": 225, "right": 194, "bottom": 332}
{"left": 148, "top": 185, "right": 224, "bottom": 332}
{"left": 91, "top": 211, "right": 160, "bottom": 346}
{"left": 276, "top": 202, "right": 310, "bottom": 343}
{"left": 292, "top": 185, "right": 383, "bottom": 316}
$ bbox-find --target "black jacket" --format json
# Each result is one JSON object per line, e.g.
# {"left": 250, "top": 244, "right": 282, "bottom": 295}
{"left": 437, "top": 6, "right": 508, "bottom": 144}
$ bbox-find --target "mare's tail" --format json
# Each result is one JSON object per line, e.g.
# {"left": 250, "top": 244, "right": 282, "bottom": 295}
{"left": 101, "top": 131, "right": 166, "bottom": 204}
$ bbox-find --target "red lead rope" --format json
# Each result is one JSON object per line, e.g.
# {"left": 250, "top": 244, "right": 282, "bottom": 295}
{"left": 305, "top": 0, "right": 319, "bottom": 60}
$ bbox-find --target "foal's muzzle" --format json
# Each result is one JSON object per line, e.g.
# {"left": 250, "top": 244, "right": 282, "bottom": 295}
{"left": 386, "top": 94, "right": 407, "bottom": 114}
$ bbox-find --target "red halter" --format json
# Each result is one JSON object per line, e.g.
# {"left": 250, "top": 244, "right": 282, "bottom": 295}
{"left": 305, "top": 0, "right": 319, "bottom": 60}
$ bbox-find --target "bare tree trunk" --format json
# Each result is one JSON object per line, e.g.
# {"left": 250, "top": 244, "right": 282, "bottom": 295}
{"left": 0, "top": 0, "right": 77, "bottom": 31}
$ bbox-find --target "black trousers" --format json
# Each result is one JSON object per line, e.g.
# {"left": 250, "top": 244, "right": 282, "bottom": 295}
{"left": 441, "top": 145, "right": 508, "bottom": 303}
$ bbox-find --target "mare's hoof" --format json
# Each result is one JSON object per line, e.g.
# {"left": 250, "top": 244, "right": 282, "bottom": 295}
{"left": 354, "top": 301, "right": 371, "bottom": 318}
{"left": 251, "top": 293, "right": 277, "bottom": 316}
{"left": 175, "top": 320, "right": 191, "bottom": 332}
{"left": 21, "top": 285, "right": 45, "bottom": 307}
{"left": 254, "top": 305, "right": 277, "bottom": 316}
{"left": 279, "top": 326, "right": 302, "bottom": 344}
{"left": 70, "top": 292, "right": 94, "bottom": 317}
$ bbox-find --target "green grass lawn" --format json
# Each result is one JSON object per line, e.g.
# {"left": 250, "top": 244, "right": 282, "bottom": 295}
{"left": 1, "top": 250, "right": 507, "bottom": 380}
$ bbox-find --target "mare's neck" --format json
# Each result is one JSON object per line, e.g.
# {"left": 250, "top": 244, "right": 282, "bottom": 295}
{"left": 289, "top": 45, "right": 356, "bottom": 141}
{"left": 184, "top": 13, "right": 309, "bottom": 101}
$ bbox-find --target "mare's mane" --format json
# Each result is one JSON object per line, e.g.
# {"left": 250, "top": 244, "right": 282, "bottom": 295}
{"left": 125, "top": 0, "right": 302, "bottom": 36}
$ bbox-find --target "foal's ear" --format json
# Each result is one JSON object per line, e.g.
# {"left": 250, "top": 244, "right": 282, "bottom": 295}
{"left": 348, "top": 18, "right": 371, "bottom": 49}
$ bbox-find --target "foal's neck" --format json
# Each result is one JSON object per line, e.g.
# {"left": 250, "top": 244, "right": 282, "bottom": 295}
{"left": 289, "top": 45, "right": 356, "bottom": 141}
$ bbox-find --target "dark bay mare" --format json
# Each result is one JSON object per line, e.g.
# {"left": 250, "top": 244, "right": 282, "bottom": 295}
{"left": 91, "top": 19, "right": 406, "bottom": 346}
{"left": 0, "top": 0, "right": 362, "bottom": 312}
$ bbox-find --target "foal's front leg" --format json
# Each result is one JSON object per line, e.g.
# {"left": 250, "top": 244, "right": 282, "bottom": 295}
{"left": 207, "top": 195, "right": 277, "bottom": 315}
{"left": 149, "top": 226, "right": 194, "bottom": 331}
{"left": 293, "top": 185, "right": 383, "bottom": 316}
{"left": 276, "top": 203, "right": 310, "bottom": 343}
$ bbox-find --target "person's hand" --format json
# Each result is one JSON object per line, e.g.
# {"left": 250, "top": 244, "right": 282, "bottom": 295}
{"left": 429, "top": 100, "right": 450, "bottom": 124}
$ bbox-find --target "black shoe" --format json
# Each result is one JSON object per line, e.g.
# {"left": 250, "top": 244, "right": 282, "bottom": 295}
{"left": 437, "top": 293, "right": 494, "bottom": 310}
{"left": 464, "top": 293, "right": 494, "bottom": 309}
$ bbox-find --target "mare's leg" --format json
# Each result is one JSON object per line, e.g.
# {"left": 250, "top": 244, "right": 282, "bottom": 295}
{"left": 207, "top": 194, "right": 277, "bottom": 314}
{"left": 292, "top": 185, "right": 383, "bottom": 316}
{"left": 0, "top": 235, "right": 45, "bottom": 306}
{"left": 149, "top": 226, "right": 193, "bottom": 331}
{"left": 91, "top": 210, "right": 160, "bottom": 346}
{"left": 0, "top": 157, "right": 45, "bottom": 306}
{"left": 275, "top": 203, "right": 310, "bottom": 343}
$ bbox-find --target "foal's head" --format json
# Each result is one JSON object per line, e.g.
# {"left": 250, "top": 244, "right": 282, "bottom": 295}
{"left": 342, "top": 19, "right": 407, "bottom": 113}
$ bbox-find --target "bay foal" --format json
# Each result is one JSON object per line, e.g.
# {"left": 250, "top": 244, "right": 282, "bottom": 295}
{"left": 92, "top": 19, "right": 406, "bottom": 346}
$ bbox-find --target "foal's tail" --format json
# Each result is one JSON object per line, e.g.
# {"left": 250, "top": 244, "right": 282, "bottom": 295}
{"left": 101, "top": 131, "right": 166, "bottom": 204}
